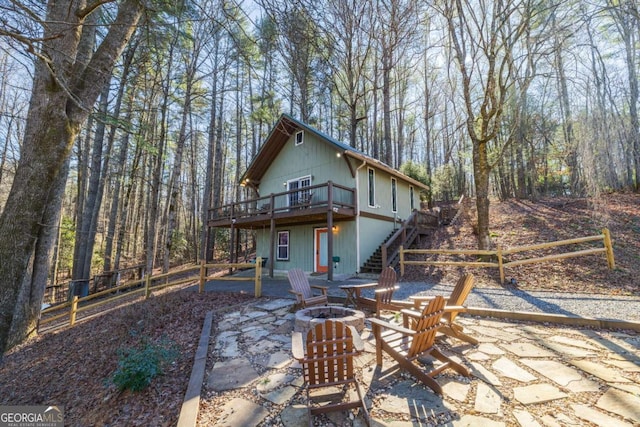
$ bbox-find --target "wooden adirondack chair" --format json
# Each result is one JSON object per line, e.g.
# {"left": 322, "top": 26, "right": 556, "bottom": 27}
{"left": 343, "top": 267, "right": 412, "bottom": 317}
{"left": 369, "top": 295, "right": 471, "bottom": 395}
{"left": 292, "top": 320, "right": 370, "bottom": 426}
{"left": 411, "top": 273, "right": 478, "bottom": 345}
{"left": 288, "top": 268, "right": 329, "bottom": 309}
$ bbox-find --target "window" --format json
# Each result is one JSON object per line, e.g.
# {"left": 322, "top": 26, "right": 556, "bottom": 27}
{"left": 391, "top": 178, "right": 397, "bottom": 212}
{"left": 368, "top": 168, "right": 375, "bottom": 207}
{"left": 277, "top": 231, "right": 289, "bottom": 260}
{"left": 410, "top": 186, "right": 415, "bottom": 210}
{"left": 295, "top": 130, "right": 304, "bottom": 146}
{"left": 287, "top": 175, "right": 312, "bottom": 207}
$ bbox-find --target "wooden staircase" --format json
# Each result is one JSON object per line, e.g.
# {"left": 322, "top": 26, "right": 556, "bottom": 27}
{"left": 360, "top": 210, "right": 439, "bottom": 274}
{"left": 360, "top": 231, "right": 396, "bottom": 274}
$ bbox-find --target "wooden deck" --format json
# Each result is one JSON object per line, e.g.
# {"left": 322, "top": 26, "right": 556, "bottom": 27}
{"left": 207, "top": 182, "right": 357, "bottom": 229}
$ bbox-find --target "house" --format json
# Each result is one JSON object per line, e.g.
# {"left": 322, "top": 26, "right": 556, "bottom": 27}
{"left": 206, "top": 114, "right": 429, "bottom": 280}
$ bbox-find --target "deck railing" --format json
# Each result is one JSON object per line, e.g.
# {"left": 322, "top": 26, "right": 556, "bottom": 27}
{"left": 208, "top": 181, "right": 356, "bottom": 223}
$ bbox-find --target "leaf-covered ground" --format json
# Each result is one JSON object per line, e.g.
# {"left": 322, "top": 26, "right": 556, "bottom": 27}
{"left": 0, "top": 290, "right": 254, "bottom": 426}
{"left": 0, "top": 193, "right": 638, "bottom": 425}
{"left": 404, "top": 193, "right": 640, "bottom": 296}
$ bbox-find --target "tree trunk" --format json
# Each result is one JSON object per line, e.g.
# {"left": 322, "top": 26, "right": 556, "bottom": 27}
{"left": 0, "top": 0, "right": 143, "bottom": 354}
{"left": 72, "top": 83, "right": 111, "bottom": 287}
{"left": 473, "top": 140, "right": 492, "bottom": 250}
{"left": 164, "top": 59, "right": 193, "bottom": 272}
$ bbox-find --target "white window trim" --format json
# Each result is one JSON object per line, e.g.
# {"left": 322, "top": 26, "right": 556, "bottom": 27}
{"left": 367, "top": 168, "right": 376, "bottom": 207}
{"left": 391, "top": 178, "right": 398, "bottom": 213}
{"left": 277, "top": 230, "right": 290, "bottom": 261}
{"left": 286, "top": 175, "right": 312, "bottom": 207}
{"left": 295, "top": 130, "right": 304, "bottom": 146}
{"left": 409, "top": 185, "right": 415, "bottom": 211}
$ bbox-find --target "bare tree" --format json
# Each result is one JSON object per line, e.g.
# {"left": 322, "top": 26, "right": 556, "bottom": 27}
{"left": 606, "top": 0, "right": 640, "bottom": 191}
{"left": 0, "top": 0, "right": 144, "bottom": 353}
{"left": 436, "top": 0, "right": 543, "bottom": 250}
{"left": 375, "top": 0, "right": 421, "bottom": 166}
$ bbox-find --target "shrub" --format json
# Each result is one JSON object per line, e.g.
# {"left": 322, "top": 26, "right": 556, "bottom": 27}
{"left": 109, "top": 337, "right": 179, "bottom": 392}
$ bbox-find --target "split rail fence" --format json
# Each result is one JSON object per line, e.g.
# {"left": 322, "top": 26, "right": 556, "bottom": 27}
{"left": 38, "top": 258, "right": 263, "bottom": 331}
{"left": 399, "top": 229, "right": 615, "bottom": 284}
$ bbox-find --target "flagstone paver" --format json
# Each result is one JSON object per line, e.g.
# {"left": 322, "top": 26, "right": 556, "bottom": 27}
{"left": 242, "top": 325, "right": 272, "bottom": 341}
{"left": 535, "top": 339, "right": 599, "bottom": 357}
{"left": 474, "top": 382, "right": 502, "bottom": 414}
{"left": 255, "top": 372, "right": 296, "bottom": 393}
{"left": 572, "top": 403, "right": 635, "bottom": 427}
{"left": 453, "top": 415, "right": 506, "bottom": 426}
{"left": 519, "top": 359, "right": 600, "bottom": 392}
{"left": 569, "top": 359, "right": 631, "bottom": 383}
{"left": 262, "top": 385, "right": 298, "bottom": 405}
{"left": 519, "top": 325, "right": 554, "bottom": 336}
{"left": 213, "top": 397, "right": 269, "bottom": 426}
{"left": 550, "top": 335, "right": 601, "bottom": 350}
{"left": 466, "top": 351, "right": 491, "bottom": 361}
{"left": 609, "top": 382, "right": 640, "bottom": 396}
{"left": 255, "top": 350, "right": 291, "bottom": 368}
{"left": 513, "top": 384, "right": 568, "bottom": 405}
{"left": 207, "top": 357, "right": 260, "bottom": 391}
{"left": 596, "top": 388, "right": 640, "bottom": 423}
{"left": 256, "top": 299, "right": 295, "bottom": 311}
{"left": 500, "top": 342, "right": 555, "bottom": 358}
{"left": 192, "top": 297, "right": 640, "bottom": 427}
{"left": 468, "top": 325, "right": 520, "bottom": 342}
{"left": 602, "top": 358, "right": 640, "bottom": 372}
{"left": 492, "top": 357, "right": 537, "bottom": 382}
{"left": 246, "top": 338, "right": 282, "bottom": 354}
{"left": 441, "top": 380, "right": 471, "bottom": 402}
{"left": 376, "top": 380, "right": 454, "bottom": 419}
{"left": 513, "top": 409, "right": 542, "bottom": 427}
{"left": 476, "top": 343, "right": 505, "bottom": 355}
{"left": 469, "top": 361, "right": 502, "bottom": 386}
{"left": 539, "top": 412, "right": 577, "bottom": 426}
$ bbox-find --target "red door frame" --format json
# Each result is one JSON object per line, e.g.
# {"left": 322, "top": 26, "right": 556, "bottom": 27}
{"left": 315, "top": 228, "right": 328, "bottom": 273}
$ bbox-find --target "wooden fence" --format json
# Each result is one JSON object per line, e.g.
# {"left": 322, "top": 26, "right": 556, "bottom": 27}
{"left": 39, "top": 258, "right": 263, "bottom": 330}
{"left": 399, "top": 229, "right": 615, "bottom": 284}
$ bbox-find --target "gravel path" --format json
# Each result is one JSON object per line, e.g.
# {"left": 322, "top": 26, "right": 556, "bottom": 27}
{"left": 404, "top": 282, "right": 640, "bottom": 322}
{"left": 208, "top": 273, "right": 640, "bottom": 323}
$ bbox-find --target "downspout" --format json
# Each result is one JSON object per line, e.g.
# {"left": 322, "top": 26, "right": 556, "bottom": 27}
{"left": 354, "top": 157, "right": 367, "bottom": 274}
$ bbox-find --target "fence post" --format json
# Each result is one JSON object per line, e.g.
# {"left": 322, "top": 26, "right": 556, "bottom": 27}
{"left": 255, "top": 257, "right": 263, "bottom": 298}
{"left": 602, "top": 228, "right": 616, "bottom": 269}
{"left": 497, "top": 245, "right": 505, "bottom": 284}
{"left": 199, "top": 260, "right": 206, "bottom": 293}
{"left": 145, "top": 274, "right": 152, "bottom": 299}
{"left": 399, "top": 246, "right": 404, "bottom": 277}
{"left": 70, "top": 296, "right": 78, "bottom": 326}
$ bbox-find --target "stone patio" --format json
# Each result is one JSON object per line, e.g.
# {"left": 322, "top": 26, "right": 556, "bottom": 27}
{"left": 188, "top": 298, "right": 640, "bottom": 426}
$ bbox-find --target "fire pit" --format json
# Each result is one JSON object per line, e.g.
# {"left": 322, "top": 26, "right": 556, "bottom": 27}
{"left": 294, "top": 305, "right": 365, "bottom": 333}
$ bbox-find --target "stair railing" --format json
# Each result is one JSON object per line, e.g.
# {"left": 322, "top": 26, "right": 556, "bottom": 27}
{"left": 381, "top": 210, "right": 423, "bottom": 270}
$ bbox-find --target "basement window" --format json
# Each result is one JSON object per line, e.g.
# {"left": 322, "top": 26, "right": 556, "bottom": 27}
{"left": 277, "top": 231, "right": 290, "bottom": 260}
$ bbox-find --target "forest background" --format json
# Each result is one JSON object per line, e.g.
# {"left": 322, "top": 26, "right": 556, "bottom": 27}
{"left": 0, "top": 0, "right": 638, "bottom": 352}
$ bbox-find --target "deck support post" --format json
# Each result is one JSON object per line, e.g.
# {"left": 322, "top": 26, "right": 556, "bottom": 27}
{"left": 269, "top": 217, "right": 275, "bottom": 278}
{"left": 327, "top": 181, "right": 334, "bottom": 281}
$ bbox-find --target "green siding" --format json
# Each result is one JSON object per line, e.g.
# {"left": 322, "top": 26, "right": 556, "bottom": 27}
{"left": 357, "top": 166, "right": 415, "bottom": 221}
{"left": 251, "top": 122, "right": 421, "bottom": 274}
{"left": 357, "top": 216, "right": 397, "bottom": 267}
{"left": 259, "top": 131, "right": 355, "bottom": 196}
{"left": 255, "top": 220, "right": 357, "bottom": 274}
